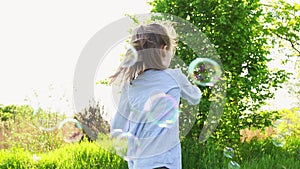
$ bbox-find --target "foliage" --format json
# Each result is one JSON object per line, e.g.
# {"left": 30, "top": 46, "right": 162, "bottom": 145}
{"left": 74, "top": 101, "right": 110, "bottom": 141}
{"left": 35, "top": 141, "right": 127, "bottom": 169}
{"left": 0, "top": 141, "right": 128, "bottom": 169}
{"left": 238, "top": 137, "right": 300, "bottom": 169}
{"left": 0, "top": 104, "right": 65, "bottom": 152}
{"left": 275, "top": 107, "right": 300, "bottom": 137}
{"left": 261, "top": 1, "right": 300, "bottom": 106}
{"left": 286, "top": 60, "right": 300, "bottom": 107}
{"left": 0, "top": 137, "right": 299, "bottom": 169}
{"left": 181, "top": 136, "right": 300, "bottom": 169}
{"left": 0, "top": 148, "right": 35, "bottom": 169}
{"left": 150, "top": 0, "right": 292, "bottom": 146}
{"left": 0, "top": 104, "right": 31, "bottom": 121}
{"left": 260, "top": 0, "right": 300, "bottom": 57}
{"left": 0, "top": 102, "right": 111, "bottom": 152}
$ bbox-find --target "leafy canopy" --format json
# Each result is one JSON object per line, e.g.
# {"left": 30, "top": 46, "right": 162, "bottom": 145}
{"left": 150, "top": 0, "right": 296, "bottom": 146}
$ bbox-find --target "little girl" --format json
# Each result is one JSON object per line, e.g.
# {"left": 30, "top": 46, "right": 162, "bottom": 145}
{"left": 110, "top": 22, "right": 201, "bottom": 169}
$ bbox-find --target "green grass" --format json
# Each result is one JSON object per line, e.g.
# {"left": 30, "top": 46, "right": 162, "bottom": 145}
{"left": 0, "top": 148, "right": 34, "bottom": 169}
{"left": 181, "top": 137, "right": 300, "bottom": 169}
{"left": 0, "top": 104, "right": 299, "bottom": 168}
{"left": 35, "top": 141, "right": 127, "bottom": 169}
{"left": 0, "top": 141, "right": 128, "bottom": 169}
{"left": 238, "top": 137, "right": 300, "bottom": 169}
{"left": 0, "top": 137, "right": 299, "bottom": 169}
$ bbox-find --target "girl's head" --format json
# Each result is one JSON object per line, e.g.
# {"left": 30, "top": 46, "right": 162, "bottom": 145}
{"left": 110, "top": 22, "right": 177, "bottom": 84}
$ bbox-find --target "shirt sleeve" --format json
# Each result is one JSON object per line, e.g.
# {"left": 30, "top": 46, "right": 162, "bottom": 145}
{"left": 176, "top": 69, "right": 202, "bottom": 105}
{"left": 110, "top": 85, "right": 130, "bottom": 132}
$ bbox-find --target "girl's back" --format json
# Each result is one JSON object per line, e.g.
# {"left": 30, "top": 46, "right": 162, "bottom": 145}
{"left": 110, "top": 23, "right": 201, "bottom": 169}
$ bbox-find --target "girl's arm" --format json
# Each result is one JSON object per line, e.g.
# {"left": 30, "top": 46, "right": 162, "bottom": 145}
{"left": 176, "top": 69, "right": 202, "bottom": 105}
{"left": 110, "top": 85, "right": 130, "bottom": 132}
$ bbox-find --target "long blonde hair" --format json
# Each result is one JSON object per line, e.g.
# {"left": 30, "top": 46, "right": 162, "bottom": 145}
{"left": 110, "top": 22, "right": 177, "bottom": 85}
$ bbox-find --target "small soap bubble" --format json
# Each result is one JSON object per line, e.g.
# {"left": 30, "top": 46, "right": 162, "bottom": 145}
{"left": 228, "top": 160, "right": 240, "bottom": 169}
{"left": 58, "top": 118, "right": 83, "bottom": 143}
{"left": 223, "top": 147, "right": 234, "bottom": 159}
{"left": 28, "top": 86, "right": 71, "bottom": 132}
{"left": 272, "top": 135, "right": 286, "bottom": 147}
{"left": 188, "top": 58, "right": 222, "bottom": 86}
{"left": 121, "top": 44, "right": 138, "bottom": 68}
{"left": 144, "top": 91, "right": 179, "bottom": 128}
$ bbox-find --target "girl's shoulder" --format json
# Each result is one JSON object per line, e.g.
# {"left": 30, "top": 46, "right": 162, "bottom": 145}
{"left": 164, "top": 68, "right": 186, "bottom": 78}
{"left": 163, "top": 68, "right": 189, "bottom": 86}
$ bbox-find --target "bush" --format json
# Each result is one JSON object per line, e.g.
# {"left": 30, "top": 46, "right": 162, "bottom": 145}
{"left": 239, "top": 137, "right": 300, "bottom": 169}
{"left": 0, "top": 104, "right": 65, "bottom": 152}
{"left": 36, "top": 141, "right": 127, "bottom": 169}
{"left": 0, "top": 141, "right": 127, "bottom": 169}
{"left": 181, "top": 138, "right": 227, "bottom": 168}
{"left": 0, "top": 148, "right": 34, "bottom": 169}
{"left": 0, "top": 102, "right": 111, "bottom": 152}
{"left": 74, "top": 101, "right": 110, "bottom": 141}
{"left": 181, "top": 136, "right": 300, "bottom": 169}
{"left": 275, "top": 108, "right": 300, "bottom": 137}
{"left": 0, "top": 137, "right": 299, "bottom": 169}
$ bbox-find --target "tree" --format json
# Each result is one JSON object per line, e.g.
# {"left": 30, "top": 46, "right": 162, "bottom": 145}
{"left": 261, "top": 0, "right": 300, "bottom": 57}
{"left": 150, "top": 0, "right": 292, "bottom": 146}
{"left": 260, "top": 0, "right": 300, "bottom": 108}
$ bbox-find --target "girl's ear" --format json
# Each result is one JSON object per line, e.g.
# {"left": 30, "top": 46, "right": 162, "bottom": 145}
{"left": 161, "top": 45, "right": 167, "bottom": 50}
{"left": 161, "top": 45, "right": 168, "bottom": 57}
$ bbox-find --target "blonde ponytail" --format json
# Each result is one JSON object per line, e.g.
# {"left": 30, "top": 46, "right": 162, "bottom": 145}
{"left": 109, "top": 22, "right": 177, "bottom": 85}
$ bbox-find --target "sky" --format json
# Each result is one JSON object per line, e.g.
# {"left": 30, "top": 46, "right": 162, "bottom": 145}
{"left": 0, "top": 0, "right": 152, "bottom": 114}
{"left": 0, "top": 0, "right": 298, "bottom": 115}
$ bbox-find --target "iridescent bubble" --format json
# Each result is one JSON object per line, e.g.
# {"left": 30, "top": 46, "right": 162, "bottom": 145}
{"left": 272, "top": 135, "right": 286, "bottom": 147}
{"left": 143, "top": 91, "right": 179, "bottom": 128}
{"left": 188, "top": 58, "right": 222, "bottom": 86}
{"left": 58, "top": 118, "right": 83, "bottom": 143}
{"left": 121, "top": 44, "right": 138, "bottom": 68}
{"left": 27, "top": 85, "right": 72, "bottom": 132}
{"left": 228, "top": 160, "right": 240, "bottom": 169}
{"left": 111, "top": 129, "right": 139, "bottom": 161}
{"left": 223, "top": 147, "right": 234, "bottom": 159}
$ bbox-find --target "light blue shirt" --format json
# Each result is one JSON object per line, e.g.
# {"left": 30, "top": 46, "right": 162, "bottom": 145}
{"left": 110, "top": 68, "right": 201, "bottom": 169}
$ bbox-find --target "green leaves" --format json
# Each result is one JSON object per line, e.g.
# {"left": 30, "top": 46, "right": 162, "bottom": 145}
{"left": 150, "top": 0, "right": 295, "bottom": 146}
{"left": 261, "top": 0, "right": 300, "bottom": 57}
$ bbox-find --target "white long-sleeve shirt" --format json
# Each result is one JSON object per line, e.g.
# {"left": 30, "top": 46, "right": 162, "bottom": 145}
{"left": 110, "top": 68, "right": 201, "bottom": 169}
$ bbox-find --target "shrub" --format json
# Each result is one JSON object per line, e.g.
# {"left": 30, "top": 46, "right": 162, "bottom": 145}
{"left": 0, "top": 141, "right": 128, "bottom": 169}
{"left": 0, "top": 104, "right": 65, "bottom": 152}
{"left": 0, "top": 148, "right": 34, "bottom": 169}
{"left": 0, "top": 137, "right": 299, "bottom": 169}
{"left": 74, "top": 101, "right": 110, "bottom": 141}
{"left": 275, "top": 107, "right": 300, "bottom": 137}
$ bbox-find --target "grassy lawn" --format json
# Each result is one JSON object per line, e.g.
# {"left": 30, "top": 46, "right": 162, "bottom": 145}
{"left": 0, "top": 104, "right": 299, "bottom": 168}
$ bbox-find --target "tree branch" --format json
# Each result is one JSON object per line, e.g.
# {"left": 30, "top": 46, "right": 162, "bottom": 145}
{"left": 271, "top": 30, "right": 300, "bottom": 56}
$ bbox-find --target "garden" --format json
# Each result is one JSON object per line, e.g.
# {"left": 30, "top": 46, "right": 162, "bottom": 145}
{"left": 0, "top": 104, "right": 299, "bottom": 168}
{"left": 1, "top": 0, "right": 300, "bottom": 168}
